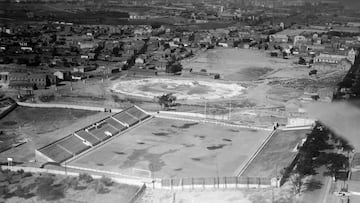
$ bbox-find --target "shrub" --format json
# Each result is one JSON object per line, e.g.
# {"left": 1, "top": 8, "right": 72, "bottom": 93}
{"left": 100, "top": 176, "right": 113, "bottom": 187}
{"left": 78, "top": 173, "right": 93, "bottom": 183}
{"left": 61, "top": 177, "right": 79, "bottom": 190}
{"left": 36, "top": 177, "right": 65, "bottom": 201}
{"left": 93, "top": 180, "right": 110, "bottom": 194}
{"left": 38, "top": 94, "right": 55, "bottom": 103}
{"left": 22, "top": 172, "right": 32, "bottom": 178}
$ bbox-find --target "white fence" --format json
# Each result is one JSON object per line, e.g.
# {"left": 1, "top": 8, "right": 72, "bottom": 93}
{"left": 154, "top": 112, "right": 272, "bottom": 132}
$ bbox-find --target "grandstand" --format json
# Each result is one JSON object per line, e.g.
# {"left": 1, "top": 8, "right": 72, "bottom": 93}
{"left": 88, "top": 123, "right": 118, "bottom": 141}
{"left": 38, "top": 135, "right": 90, "bottom": 163}
{"left": 36, "top": 106, "right": 151, "bottom": 164}
{"left": 75, "top": 130, "right": 101, "bottom": 146}
{"left": 112, "top": 111, "right": 139, "bottom": 127}
{"left": 105, "top": 117, "right": 127, "bottom": 131}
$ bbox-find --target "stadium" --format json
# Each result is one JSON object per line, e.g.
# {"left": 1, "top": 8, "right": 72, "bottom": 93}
{"left": 35, "top": 105, "right": 312, "bottom": 189}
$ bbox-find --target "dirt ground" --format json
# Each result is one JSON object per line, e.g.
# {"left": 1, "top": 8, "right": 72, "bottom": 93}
{"left": 181, "top": 48, "right": 295, "bottom": 81}
{"left": 69, "top": 117, "right": 270, "bottom": 179}
{"left": 12, "top": 48, "right": 345, "bottom": 130}
{"left": 241, "top": 129, "right": 311, "bottom": 178}
{"left": 140, "top": 186, "right": 295, "bottom": 203}
{"left": 0, "top": 106, "right": 110, "bottom": 163}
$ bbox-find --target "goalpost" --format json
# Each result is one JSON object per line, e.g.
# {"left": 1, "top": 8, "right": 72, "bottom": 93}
{"left": 131, "top": 168, "right": 152, "bottom": 178}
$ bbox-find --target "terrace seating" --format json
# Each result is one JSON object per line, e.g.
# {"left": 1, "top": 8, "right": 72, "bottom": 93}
{"left": 105, "top": 117, "right": 127, "bottom": 131}
{"left": 75, "top": 130, "right": 101, "bottom": 146}
{"left": 57, "top": 135, "right": 90, "bottom": 155}
{"left": 39, "top": 144, "right": 73, "bottom": 163}
{"left": 88, "top": 123, "right": 118, "bottom": 141}
{"left": 37, "top": 106, "right": 151, "bottom": 163}
{"left": 126, "top": 106, "right": 150, "bottom": 121}
{"left": 113, "top": 111, "right": 139, "bottom": 126}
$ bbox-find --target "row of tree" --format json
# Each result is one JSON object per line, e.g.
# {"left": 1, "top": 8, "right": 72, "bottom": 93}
{"left": 285, "top": 122, "right": 353, "bottom": 195}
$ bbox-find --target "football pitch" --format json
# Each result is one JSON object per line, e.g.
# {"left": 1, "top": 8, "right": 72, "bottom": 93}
{"left": 68, "top": 117, "right": 269, "bottom": 179}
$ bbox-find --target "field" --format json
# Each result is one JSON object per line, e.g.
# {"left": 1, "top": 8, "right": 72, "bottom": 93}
{"left": 181, "top": 48, "right": 297, "bottom": 81}
{"left": 110, "top": 78, "right": 245, "bottom": 101}
{"left": 69, "top": 117, "right": 270, "bottom": 179}
{"left": 241, "top": 129, "right": 311, "bottom": 178}
{"left": 0, "top": 106, "right": 110, "bottom": 163}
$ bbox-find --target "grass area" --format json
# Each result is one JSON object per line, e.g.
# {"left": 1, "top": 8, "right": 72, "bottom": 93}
{"left": 0, "top": 106, "right": 98, "bottom": 143}
{"left": 241, "top": 129, "right": 311, "bottom": 178}
{"left": 0, "top": 169, "right": 139, "bottom": 203}
{"left": 0, "top": 106, "right": 104, "bottom": 162}
{"left": 69, "top": 117, "right": 269, "bottom": 178}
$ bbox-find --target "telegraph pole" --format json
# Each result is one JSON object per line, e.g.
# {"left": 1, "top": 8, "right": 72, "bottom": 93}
{"left": 228, "top": 101, "right": 232, "bottom": 120}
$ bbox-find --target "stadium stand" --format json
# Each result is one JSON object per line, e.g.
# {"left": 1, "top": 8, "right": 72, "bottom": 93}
{"left": 105, "top": 117, "right": 127, "bottom": 131}
{"left": 126, "top": 106, "right": 150, "bottom": 121}
{"left": 75, "top": 130, "right": 101, "bottom": 146}
{"left": 88, "top": 123, "right": 118, "bottom": 141}
{"left": 113, "top": 111, "right": 139, "bottom": 126}
{"left": 36, "top": 105, "right": 151, "bottom": 163}
{"left": 39, "top": 144, "right": 73, "bottom": 163}
{"left": 57, "top": 135, "right": 90, "bottom": 155}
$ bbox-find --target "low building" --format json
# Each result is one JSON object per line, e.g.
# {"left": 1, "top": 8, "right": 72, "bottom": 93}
{"left": 269, "top": 34, "right": 289, "bottom": 43}
{"left": 8, "top": 72, "right": 56, "bottom": 89}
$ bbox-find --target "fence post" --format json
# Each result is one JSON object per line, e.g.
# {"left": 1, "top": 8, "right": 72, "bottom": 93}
{"left": 192, "top": 178, "right": 194, "bottom": 190}
{"left": 258, "top": 177, "right": 261, "bottom": 188}
{"left": 181, "top": 178, "right": 183, "bottom": 191}
{"left": 218, "top": 177, "right": 220, "bottom": 188}
{"left": 247, "top": 177, "right": 250, "bottom": 189}
{"left": 203, "top": 178, "right": 205, "bottom": 190}
{"left": 213, "top": 177, "right": 216, "bottom": 189}
{"left": 235, "top": 177, "right": 238, "bottom": 189}
{"left": 171, "top": 179, "right": 173, "bottom": 191}
{"left": 224, "top": 177, "right": 227, "bottom": 189}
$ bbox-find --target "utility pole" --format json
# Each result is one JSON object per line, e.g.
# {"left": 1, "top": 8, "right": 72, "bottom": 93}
{"left": 204, "top": 99, "right": 207, "bottom": 120}
{"left": 229, "top": 101, "right": 232, "bottom": 120}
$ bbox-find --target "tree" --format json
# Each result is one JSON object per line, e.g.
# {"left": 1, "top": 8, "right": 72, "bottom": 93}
{"left": 299, "top": 57, "right": 307, "bottom": 65}
{"left": 290, "top": 172, "right": 304, "bottom": 196}
{"left": 166, "top": 62, "right": 183, "bottom": 73}
{"left": 156, "top": 93, "right": 176, "bottom": 109}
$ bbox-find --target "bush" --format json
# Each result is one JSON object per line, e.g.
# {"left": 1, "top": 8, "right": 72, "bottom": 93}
{"left": 61, "top": 177, "right": 79, "bottom": 190}
{"left": 93, "top": 180, "right": 110, "bottom": 194}
{"left": 36, "top": 177, "right": 65, "bottom": 201}
{"left": 78, "top": 173, "right": 93, "bottom": 183}
{"left": 38, "top": 94, "right": 55, "bottom": 103}
{"left": 100, "top": 176, "right": 113, "bottom": 187}
{"left": 22, "top": 172, "right": 32, "bottom": 178}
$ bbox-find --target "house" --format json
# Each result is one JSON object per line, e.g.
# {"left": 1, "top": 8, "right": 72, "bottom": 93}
{"left": 8, "top": 72, "right": 55, "bottom": 89}
{"left": 53, "top": 70, "right": 71, "bottom": 81}
{"left": 293, "top": 35, "right": 307, "bottom": 47}
{"left": 135, "top": 57, "right": 145, "bottom": 64}
{"left": 314, "top": 49, "right": 356, "bottom": 65}
{"left": 73, "top": 66, "right": 97, "bottom": 73}
{"left": 269, "top": 34, "right": 289, "bottom": 43}
{"left": 0, "top": 72, "right": 9, "bottom": 84}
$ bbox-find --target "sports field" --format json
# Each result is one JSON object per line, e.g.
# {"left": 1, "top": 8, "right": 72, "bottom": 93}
{"left": 69, "top": 117, "right": 269, "bottom": 179}
{"left": 240, "top": 129, "right": 311, "bottom": 178}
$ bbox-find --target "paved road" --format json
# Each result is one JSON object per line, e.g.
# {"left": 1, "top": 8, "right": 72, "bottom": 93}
{"left": 299, "top": 166, "right": 333, "bottom": 203}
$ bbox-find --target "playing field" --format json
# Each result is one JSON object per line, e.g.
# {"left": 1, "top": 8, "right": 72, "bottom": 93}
{"left": 240, "top": 129, "right": 311, "bottom": 178}
{"left": 181, "top": 48, "right": 296, "bottom": 81}
{"left": 68, "top": 117, "right": 270, "bottom": 179}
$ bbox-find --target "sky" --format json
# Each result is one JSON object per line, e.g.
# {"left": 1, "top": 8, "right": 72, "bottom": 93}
{"left": 306, "top": 101, "right": 360, "bottom": 151}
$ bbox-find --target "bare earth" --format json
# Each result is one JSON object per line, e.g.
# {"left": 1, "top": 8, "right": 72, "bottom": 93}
{"left": 241, "top": 129, "right": 311, "bottom": 178}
